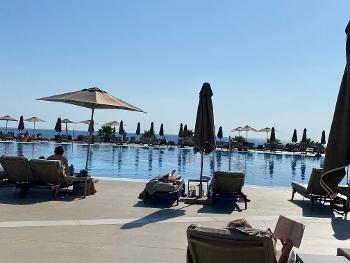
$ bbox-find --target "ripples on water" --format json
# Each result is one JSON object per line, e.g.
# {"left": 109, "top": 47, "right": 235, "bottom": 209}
{"left": 0, "top": 142, "right": 327, "bottom": 187}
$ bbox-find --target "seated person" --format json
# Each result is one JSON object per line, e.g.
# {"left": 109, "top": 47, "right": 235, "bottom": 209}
{"left": 47, "top": 146, "right": 97, "bottom": 195}
{"left": 227, "top": 219, "right": 294, "bottom": 263}
{"left": 47, "top": 146, "right": 72, "bottom": 175}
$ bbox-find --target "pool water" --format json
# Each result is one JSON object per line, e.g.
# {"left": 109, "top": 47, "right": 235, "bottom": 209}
{"left": 0, "top": 141, "right": 326, "bottom": 187}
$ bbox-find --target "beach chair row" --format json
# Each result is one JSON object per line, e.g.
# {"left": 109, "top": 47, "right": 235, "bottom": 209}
{"left": 0, "top": 156, "right": 71, "bottom": 198}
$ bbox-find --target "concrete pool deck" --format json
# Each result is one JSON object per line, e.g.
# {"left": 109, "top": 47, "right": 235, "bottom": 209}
{"left": 0, "top": 180, "right": 349, "bottom": 262}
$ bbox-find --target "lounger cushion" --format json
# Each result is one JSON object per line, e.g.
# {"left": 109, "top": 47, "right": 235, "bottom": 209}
{"left": 211, "top": 171, "right": 245, "bottom": 194}
{"left": 29, "top": 159, "right": 67, "bottom": 186}
{"left": 0, "top": 156, "right": 33, "bottom": 183}
{"left": 186, "top": 224, "right": 276, "bottom": 263}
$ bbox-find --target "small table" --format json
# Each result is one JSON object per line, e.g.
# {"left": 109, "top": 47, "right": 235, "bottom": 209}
{"left": 187, "top": 176, "right": 210, "bottom": 197}
{"left": 296, "top": 254, "right": 349, "bottom": 263}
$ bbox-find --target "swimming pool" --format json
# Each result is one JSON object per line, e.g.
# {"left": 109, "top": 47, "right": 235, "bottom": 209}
{"left": 0, "top": 141, "right": 326, "bottom": 187}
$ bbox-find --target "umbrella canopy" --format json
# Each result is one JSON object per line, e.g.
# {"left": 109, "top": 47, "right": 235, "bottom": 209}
{"left": 301, "top": 128, "right": 307, "bottom": 143}
{"left": 55, "top": 117, "right": 62, "bottom": 133}
{"left": 270, "top": 127, "right": 276, "bottom": 142}
{"left": 217, "top": 126, "right": 223, "bottom": 140}
{"left": 321, "top": 130, "right": 326, "bottom": 145}
{"left": 119, "top": 120, "right": 124, "bottom": 136}
{"left": 80, "top": 120, "right": 100, "bottom": 125}
{"left": 292, "top": 129, "right": 298, "bottom": 143}
{"left": 240, "top": 125, "right": 257, "bottom": 141}
{"left": 159, "top": 123, "right": 164, "bottom": 137}
{"left": 258, "top": 127, "right": 271, "bottom": 141}
{"left": 18, "top": 116, "right": 24, "bottom": 132}
{"left": 150, "top": 122, "right": 154, "bottom": 134}
{"left": 178, "top": 123, "right": 184, "bottom": 138}
{"left": 321, "top": 22, "right": 350, "bottom": 194}
{"left": 194, "top": 83, "right": 215, "bottom": 198}
{"left": 38, "top": 87, "right": 144, "bottom": 169}
{"left": 105, "top": 121, "right": 119, "bottom": 127}
{"left": 61, "top": 118, "right": 75, "bottom": 135}
{"left": 0, "top": 115, "right": 17, "bottom": 132}
{"left": 25, "top": 117, "right": 46, "bottom": 134}
{"left": 136, "top": 122, "right": 141, "bottom": 136}
{"left": 61, "top": 118, "right": 75, "bottom": 124}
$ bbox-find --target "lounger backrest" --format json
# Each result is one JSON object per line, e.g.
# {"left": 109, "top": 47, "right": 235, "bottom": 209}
{"left": 306, "top": 168, "right": 327, "bottom": 195}
{"left": 0, "top": 155, "right": 33, "bottom": 183}
{"left": 186, "top": 224, "right": 276, "bottom": 263}
{"left": 211, "top": 171, "right": 245, "bottom": 194}
{"left": 29, "top": 159, "right": 65, "bottom": 186}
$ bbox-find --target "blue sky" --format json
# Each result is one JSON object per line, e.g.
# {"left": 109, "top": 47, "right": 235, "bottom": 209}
{"left": 0, "top": 1, "right": 349, "bottom": 141}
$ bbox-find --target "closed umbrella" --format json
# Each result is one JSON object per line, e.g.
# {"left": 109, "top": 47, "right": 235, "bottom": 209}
{"left": 292, "top": 129, "right": 298, "bottom": 143}
{"left": 217, "top": 126, "right": 223, "bottom": 141}
{"left": 55, "top": 117, "right": 62, "bottom": 133}
{"left": 136, "top": 122, "right": 141, "bottom": 140}
{"left": 25, "top": 117, "right": 46, "bottom": 135}
{"left": 159, "top": 123, "right": 164, "bottom": 137}
{"left": 184, "top": 124, "right": 188, "bottom": 134}
{"left": 61, "top": 118, "right": 75, "bottom": 135}
{"left": 178, "top": 123, "right": 184, "bottom": 138}
{"left": 150, "top": 122, "right": 154, "bottom": 134}
{"left": 119, "top": 120, "right": 124, "bottom": 136}
{"left": 18, "top": 116, "right": 24, "bottom": 132}
{"left": 194, "top": 83, "right": 216, "bottom": 197}
{"left": 270, "top": 127, "right": 276, "bottom": 142}
{"left": 321, "top": 22, "right": 350, "bottom": 193}
{"left": 38, "top": 87, "right": 144, "bottom": 169}
{"left": 301, "top": 128, "right": 307, "bottom": 143}
{"left": 258, "top": 127, "right": 271, "bottom": 141}
{"left": 321, "top": 130, "right": 326, "bottom": 145}
{"left": 0, "top": 115, "right": 17, "bottom": 133}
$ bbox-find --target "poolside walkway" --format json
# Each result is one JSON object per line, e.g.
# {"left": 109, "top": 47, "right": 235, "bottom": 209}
{"left": 0, "top": 180, "right": 349, "bottom": 262}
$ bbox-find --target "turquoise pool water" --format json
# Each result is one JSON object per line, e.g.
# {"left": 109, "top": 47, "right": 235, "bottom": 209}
{"left": 0, "top": 141, "right": 326, "bottom": 187}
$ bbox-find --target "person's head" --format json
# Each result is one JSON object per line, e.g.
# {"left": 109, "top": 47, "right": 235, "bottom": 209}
{"left": 54, "top": 146, "right": 64, "bottom": 156}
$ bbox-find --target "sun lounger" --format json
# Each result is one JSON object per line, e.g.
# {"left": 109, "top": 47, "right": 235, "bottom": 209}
{"left": 143, "top": 175, "right": 185, "bottom": 205}
{"left": 291, "top": 168, "right": 345, "bottom": 211}
{"left": 0, "top": 156, "right": 33, "bottom": 185}
{"left": 209, "top": 171, "right": 248, "bottom": 209}
{"left": 186, "top": 224, "right": 276, "bottom": 263}
{"left": 29, "top": 159, "right": 75, "bottom": 197}
{"left": 0, "top": 156, "right": 34, "bottom": 196}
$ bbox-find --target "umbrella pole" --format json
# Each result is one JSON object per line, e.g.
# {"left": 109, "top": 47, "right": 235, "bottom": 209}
{"left": 199, "top": 150, "right": 204, "bottom": 198}
{"left": 85, "top": 108, "right": 95, "bottom": 170}
{"left": 5, "top": 120, "right": 8, "bottom": 133}
{"left": 228, "top": 136, "right": 232, "bottom": 171}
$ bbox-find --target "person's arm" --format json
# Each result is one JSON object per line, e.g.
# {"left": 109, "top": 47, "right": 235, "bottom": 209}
{"left": 277, "top": 240, "right": 293, "bottom": 263}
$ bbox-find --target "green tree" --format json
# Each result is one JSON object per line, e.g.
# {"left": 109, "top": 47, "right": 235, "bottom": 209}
{"left": 142, "top": 129, "right": 156, "bottom": 140}
{"left": 98, "top": 125, "right": 113, "bottom": 137}
{"left": 183, "top": 129, "right": 194, "bottom": 140}
{"left": 233, "top": 136, "right": 246, "bottom": 144}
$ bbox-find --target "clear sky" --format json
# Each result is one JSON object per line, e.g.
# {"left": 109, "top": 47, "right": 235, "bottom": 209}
{"left": 0, "top": 1, "right": 349, "bottom": 141}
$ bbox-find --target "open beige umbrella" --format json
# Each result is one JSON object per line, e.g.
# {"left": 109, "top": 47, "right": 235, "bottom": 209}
{"left": 38, "top": 87, "right": 145, "bottom": 169}
{"left": 105, "top": 121, "right": 119, "bottom": 127}
{"left": 240, "top": 125, "right": 257, "bottom": 141}
{"left": 61, "top": 118, "right": 75, "bottom": 135}
{"left": 0, "top": 115, "right": 17, "bottom": 132}
{"left": 258, "top": 127, "right": 272, "bottom": 141}
{"left": 231, "top": 126, "right": 243, "bottom": 136}
{"left": 24, "top": 117, "right": 46, "bottom": 135}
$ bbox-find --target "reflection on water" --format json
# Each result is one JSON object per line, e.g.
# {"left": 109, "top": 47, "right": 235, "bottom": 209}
{"left": 0, "top": 142, "right": 329, "bottom": 187}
